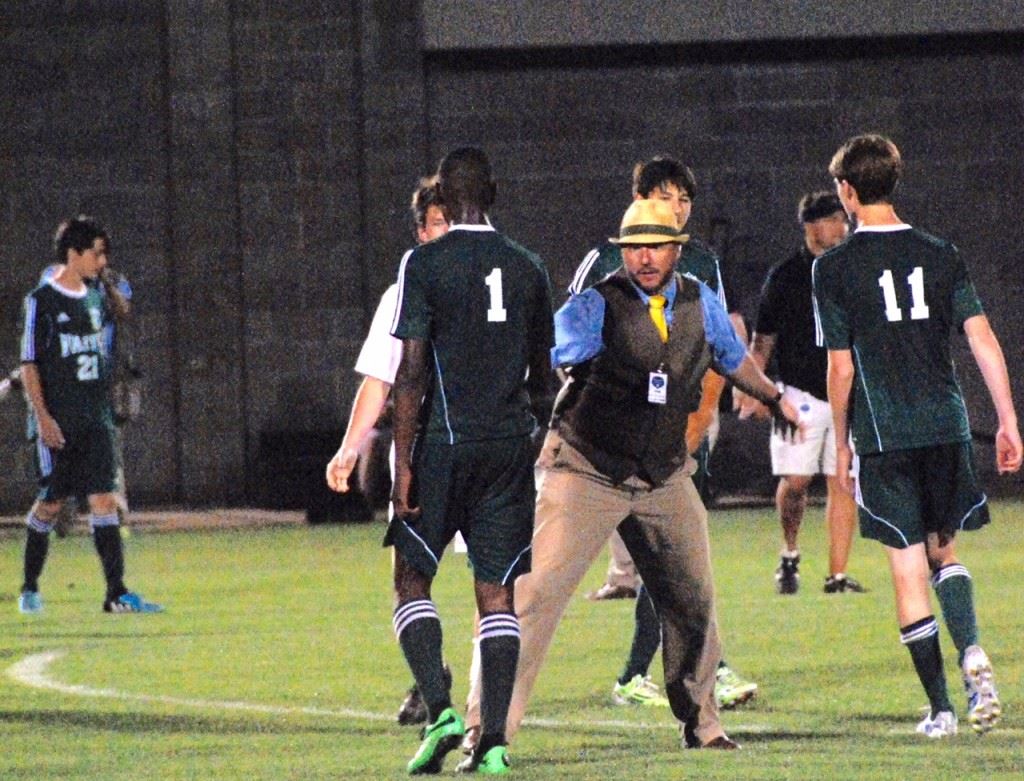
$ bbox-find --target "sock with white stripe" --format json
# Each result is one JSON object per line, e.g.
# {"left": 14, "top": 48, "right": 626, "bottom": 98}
{"left": 393, "top": 599, "right": 450, "bottom": 723}
{"left": 932, "top": 564, "right": 977, "bottom": 666}
{"left": 900, "top": 616, "right": 952, "bottom": 716}
{"left": 619, "top": 585, "right": 661, "bottom": 685}
{"left": 91, "top": 513, "right": 127, "bottom": 601}
{"left": 478, "top": 611, "right": 520, "bottom": 753}
{"left": 22, "top": 513, "right": 53, "bottom": 593}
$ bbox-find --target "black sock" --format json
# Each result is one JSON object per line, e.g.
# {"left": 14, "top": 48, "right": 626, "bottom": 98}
{"left": 900, "top": 616, "right": 952, "bottom": 716}
{"left": 478, "top": 611, "right": 519, "bottom": 749}
{"left": 618, "top": 586, "right": 661, "bottom": 685}
{"left": 932, "top": 564, "right": 978, "bottom": 666}
{"left": 22, "top": 514, "right": 53, "bottom": 593}
{"left": 393, "top": 600, "right": 450, "bottom": 722}
{"left": 91, "top": 517, "right": 127, "bottom": 600}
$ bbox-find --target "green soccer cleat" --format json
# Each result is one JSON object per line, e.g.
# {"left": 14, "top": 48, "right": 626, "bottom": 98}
{"left": 612, "top": 674, "right": 669, "bottom": 706}
{"left": 408, "top": 707, "right": 465, "bottom": 775}
{"left": 715, "top": 664, "right": 758, "bottom": 709}
{"left": 456, "top": 745, "right": 511, "bottom": 774}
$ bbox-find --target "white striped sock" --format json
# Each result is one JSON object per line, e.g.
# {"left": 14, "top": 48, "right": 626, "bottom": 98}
{"left": 392, "top": 599, "right": 439, "bottom": 639}
{"left": 900, "top": 617, "right": 939, "bottom": 645}
{"left": 932, "top": 564, "right": 970, "bottom": 588}
{"left": 27, "top": 513, "right": 53, "bottom": 534}
{"left": 479, "top": 612, "right": 520, "bottom": 641}
{"left": 89, "top": 512, "right": 119, "bottom": 529}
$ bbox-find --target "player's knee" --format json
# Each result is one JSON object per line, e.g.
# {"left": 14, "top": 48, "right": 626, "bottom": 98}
{"left": 87, "top": 493, "right": 118, "bottom": 517}
{"left": 32, "top": 500, "right": 64, "bottom": 521}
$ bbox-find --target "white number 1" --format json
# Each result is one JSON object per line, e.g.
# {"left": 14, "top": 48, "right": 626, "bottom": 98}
{"left": 878, "top": 266, "right": 930, "bottom": 322}
{"left": 484, "top": 268, "right": 507, "bottom": 322}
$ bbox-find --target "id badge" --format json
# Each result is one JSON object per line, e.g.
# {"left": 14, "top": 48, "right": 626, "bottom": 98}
{"left": 648, "top": 371, "right": 668, "bottom": 404}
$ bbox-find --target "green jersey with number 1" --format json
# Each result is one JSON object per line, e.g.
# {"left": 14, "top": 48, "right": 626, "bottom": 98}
{"left": 812, "top": 225, "right": 983, "bottom": 455}
{"left": 391, "top": 224, "right": 554, "bottom": 445}
{"left": 20, "top": 280, "right": 113, "bottom": 431}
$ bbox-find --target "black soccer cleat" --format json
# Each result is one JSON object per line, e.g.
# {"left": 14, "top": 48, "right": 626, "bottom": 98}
{"left": 775, "top": 553, "right": 800, "bottom": 595}
{"left": 824, "top": 574, "right": 867, "bottom": 594}
{"left": 398, "top": 664, "right": 453, "bottom": 726}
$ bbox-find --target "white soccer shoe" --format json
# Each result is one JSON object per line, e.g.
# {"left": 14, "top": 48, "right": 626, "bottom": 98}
{"left": 916, "top": 709, "right": 958, "bottom": 739}
{"left": 962, "top": 644, "right": 1001, "bottom": 733}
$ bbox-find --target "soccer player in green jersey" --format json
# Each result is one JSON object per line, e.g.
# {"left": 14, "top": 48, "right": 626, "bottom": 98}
{"left": 389, "top": 148, "right": 554, "bottom": 774}
{"left": 813, "top": 134, "right": 1022, "bottom": 738}
{"left": 17, "top": 217, "right": 162, "bottom": 615}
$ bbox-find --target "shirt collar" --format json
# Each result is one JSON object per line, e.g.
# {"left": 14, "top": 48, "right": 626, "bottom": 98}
{"left": 448, "top": 216, "right": 496, "bottom": 232}
{"left": 854, "top": 223, "right": 912, "bottom": 233}
{"left": 628, "top": 274, "right": 677, "bottom": 307}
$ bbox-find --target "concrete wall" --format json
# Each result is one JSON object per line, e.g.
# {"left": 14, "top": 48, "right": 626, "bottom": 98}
{"left": 423, "top": 0, "right": 1024, "bottom": 49}
{"left": 0, "top": 2, "right": 1020, "bottom": 511}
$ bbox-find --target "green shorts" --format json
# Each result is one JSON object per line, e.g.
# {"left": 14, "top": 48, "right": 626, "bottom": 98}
{"left": 855, "top": 441, "right": 989, "bottom": 549}
{"left": 35, "top": 424, "right": 117, "bottom": 502}
{"left": 385, "top": 435, "right": 535, "bottom": 584}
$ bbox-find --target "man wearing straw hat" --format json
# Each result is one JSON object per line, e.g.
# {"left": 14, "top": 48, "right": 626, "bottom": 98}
{"left": 465, "top": 198, "right": 799, "bottom": 754}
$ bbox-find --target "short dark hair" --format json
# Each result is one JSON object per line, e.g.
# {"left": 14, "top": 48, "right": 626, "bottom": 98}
{"left": 437, "top": 147, "right": 496, "bottom": 213}
{"left": 798, "top": 191, "right": 844, "bottom": 224}
{"left": 632, "top": 156, "right": 698, "bottom": 199}
{"left": 828, "top": 134, "right": 902, "bottom": 204}
{"left": 410, "top": 177, "right": 443, "bottom": 232}
{"left": 53, "top": 216, "right": 108, "bottom": 264}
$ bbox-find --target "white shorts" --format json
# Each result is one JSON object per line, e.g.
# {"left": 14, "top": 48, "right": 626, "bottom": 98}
{"left": 769, "top": 385, "right": 836, "bottom": 477}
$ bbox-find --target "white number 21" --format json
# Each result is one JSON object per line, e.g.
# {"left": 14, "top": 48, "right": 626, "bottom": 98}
{"left": 878, "top": 266, "right": 930, "bottom": 322}
{"left": 484, "top": 268, "right": 507, "bottom": 322}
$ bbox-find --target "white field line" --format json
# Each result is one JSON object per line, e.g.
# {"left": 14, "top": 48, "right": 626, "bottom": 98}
{"left": 9, "top": 651, "right": 1022, "bottom": 742}
{"left": 6, "top": 650, "right": 711, "bottom": 733}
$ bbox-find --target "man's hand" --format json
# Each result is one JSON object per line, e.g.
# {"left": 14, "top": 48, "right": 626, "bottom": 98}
{"left": 769, "top": 396, "right": 804, "bottom": 442}
{"left": 390, "top": 466, "right": 420, "bottom": 520}
{"left": 835, "top": 441, "right": 855, "bottom": 494}
{"left": 325, "top": 447, "right": 359, "bottom": 493}
{"left": 38, "top": 413, "right": 65, "bottom": 449}
{"left": 736, "top": 389, "right": 770, "bottom": 421}
{"left": 995, "top": 424, "right": 1023, "bottom": 474}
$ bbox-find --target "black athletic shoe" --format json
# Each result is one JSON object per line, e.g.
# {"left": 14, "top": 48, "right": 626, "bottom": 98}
{"left": 397, "top": 664, "right": 453, "bottom": 726}
{"left": 775, "top": 554, "right": 800, "bottom": 595}
{"left": 824, "top": 574, "right": 867, "bottom": 594}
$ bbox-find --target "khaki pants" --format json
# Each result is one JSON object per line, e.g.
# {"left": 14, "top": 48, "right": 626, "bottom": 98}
{"left": 604, "top": 529, "right": 641, "bottom": 589}
{"left": 465, "top": 430, "right": 724, "bottom": 745}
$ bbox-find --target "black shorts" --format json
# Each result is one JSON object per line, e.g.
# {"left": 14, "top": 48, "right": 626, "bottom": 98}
{"left": 35, "top": 424, "right": 117, "bottom": 502}
{"left": 855, "top": 441, "right": 989, "bottom": 549}
{"left": 385, "top": 435, "right": 535, "bottom": 584}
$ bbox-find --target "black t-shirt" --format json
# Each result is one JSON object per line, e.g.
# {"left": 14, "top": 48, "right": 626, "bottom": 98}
{"left": 754, "top": 246, "right": 827, "bottom": 400}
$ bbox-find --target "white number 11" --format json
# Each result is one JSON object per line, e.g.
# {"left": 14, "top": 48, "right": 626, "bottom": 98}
{"left": 485, "top": 268, "right": 507, "bottom": 322}
{"left": 878, "top": 266, "right": 930, "bottom": 322}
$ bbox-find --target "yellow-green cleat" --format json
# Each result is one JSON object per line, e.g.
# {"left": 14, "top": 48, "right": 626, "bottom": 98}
{"left": 407, "top": 707, "right": 465, "bottom": 775}
{"left": 456, "top": 745, "right": 511, "bottom": 775}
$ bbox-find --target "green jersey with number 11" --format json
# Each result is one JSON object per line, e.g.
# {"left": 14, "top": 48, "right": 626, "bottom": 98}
{"left": 813, "top": 225, "right": 984, "bottom": 455}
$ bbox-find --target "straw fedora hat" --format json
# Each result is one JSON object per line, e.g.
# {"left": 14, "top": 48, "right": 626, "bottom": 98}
{"left": 610, "top": 199, "right": 688, "bottom": 245}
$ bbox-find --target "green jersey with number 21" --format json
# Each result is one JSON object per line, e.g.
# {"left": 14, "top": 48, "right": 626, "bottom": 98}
{"left": 21, "top": 280, "right": 113, "bottom": 430}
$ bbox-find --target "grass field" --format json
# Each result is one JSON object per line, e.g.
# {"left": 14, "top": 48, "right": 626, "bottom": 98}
{"left": 2, "top": 500, "right": 1023, "bottom": 780}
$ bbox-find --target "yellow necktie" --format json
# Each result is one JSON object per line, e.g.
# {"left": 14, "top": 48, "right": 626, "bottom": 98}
{"left": 648, "top": 295, "right": 668, "bottom": 343}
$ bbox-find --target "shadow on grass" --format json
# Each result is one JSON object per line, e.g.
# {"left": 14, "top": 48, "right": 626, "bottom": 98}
{"left": 0, "top": 708, "right": 391, "bottom": 737}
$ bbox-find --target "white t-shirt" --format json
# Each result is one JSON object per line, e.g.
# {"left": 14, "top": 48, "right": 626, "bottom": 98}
{"left": 354, "top": 281, "right": 403, "bottom": 383}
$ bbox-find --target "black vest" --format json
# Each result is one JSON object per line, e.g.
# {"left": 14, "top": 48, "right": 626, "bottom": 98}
{"left": 555, "top": 271, "right": 713, "bottom": 485}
